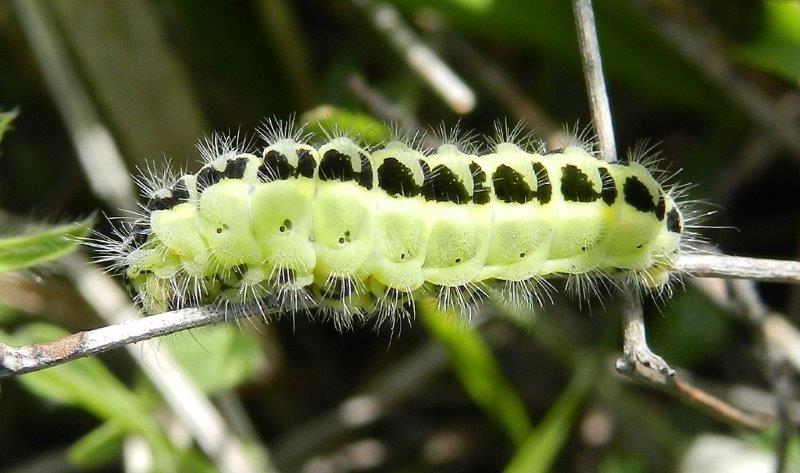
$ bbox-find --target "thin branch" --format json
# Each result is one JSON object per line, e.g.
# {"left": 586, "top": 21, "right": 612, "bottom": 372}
{"left": 350, "top": 0, "right": 476, "bottom": 114}
{"left": 0, "top": 302, "right": 254, "bottom": 378}
{"left": 572, "top": 0, "right": 673, "bottom": 384}
{"left": 615, "top": 359, "right": 773, "bottom": 431}
{"left": 572, "top": 0, "right": 617, "bottom": 162}
{"left": 677, "top": 254, "right": 800, "bottom": 284}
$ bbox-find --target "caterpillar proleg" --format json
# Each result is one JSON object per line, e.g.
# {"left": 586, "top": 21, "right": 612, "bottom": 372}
{"left": 88, "top": 119, "right": 690, "bottom": 329}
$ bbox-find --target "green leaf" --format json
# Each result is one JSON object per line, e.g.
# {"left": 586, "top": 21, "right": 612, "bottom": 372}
{"left": 0, "top": 108, "right": 19, "bottom": 146}
{"left": 504, "top": 363, "right": 598, "bottom": 473}
{"left": 734, "top": 1, "right": 800, "bottom": 82}
{"left": 302, "top": 106, "right": 391, "bottom": 146}
{"left": 419, "top": 298, "right": 532, "bottom": 446}
{"left": 68, "top": 421, "right": 125, "bottom": 469}
{"left": 0, "top": 219, "right": 93, "bottom": 273}
{"left": 164, "top": 324, "right": 265, "bottom": 394}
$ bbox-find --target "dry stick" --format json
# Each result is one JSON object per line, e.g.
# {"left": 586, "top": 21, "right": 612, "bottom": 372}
{"left": 572, "top": 0, "right": 617, "bottom": 162}
{"left": 61, "top": 254, "right": 270, "bottom": 473}
{"left": 572, "top": 0, "right": 674, "bottom": 377}
{"left": 350, "top": 0, "right": 476, "bottom": 114}
{"left": 677, "top": 254, "right": 800, "bottom": 284}
{"left": 570, "top": 2, "right": 779, "bottom": 432}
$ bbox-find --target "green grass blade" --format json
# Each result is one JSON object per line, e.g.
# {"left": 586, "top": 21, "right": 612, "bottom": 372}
{"left": 419, "top": 298, "right": 533, "bottom": 446}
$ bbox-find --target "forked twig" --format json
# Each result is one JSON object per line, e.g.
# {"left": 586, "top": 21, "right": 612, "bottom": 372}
{"left": 570, "top": 0, "right": 777, "bottom": 434}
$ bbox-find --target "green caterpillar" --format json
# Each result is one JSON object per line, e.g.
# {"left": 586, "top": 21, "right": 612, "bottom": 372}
{"left": 92, "top": 120, "right": 685, "bottom": 329}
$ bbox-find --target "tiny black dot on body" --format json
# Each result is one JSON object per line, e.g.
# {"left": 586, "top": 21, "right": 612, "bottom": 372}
{"left": 666, "top": 207, "right": 683, "bottom": 233}
{"left": 598, "top": 167, "right": 617, "bottom": 205}
{"left": 378, "top": 157, "right": 420, "bottom": 198}
{"left": 561, "top": 164, "right": 599, "bottom": 202}
{"left": 259, "top": 151, "right": 295, "bottom": 182}
{"left": 623, "top": 176, "right": 657, "bottom": 214}
{"left": 224, "top": 157, "right": 249, "bottom": 179}
{"left": 469, "top": 161, "right": 491, "bottom": 205}
{"left": 531, "top": 162, "right": 552, "bottom": 204}
{"left": 319, "top": 150, "right": 355, "bottom": 182}
{"left": 492, "top": 164, "right": 535, "bottom": 204}
{"left": 421, "top": 164, "right": 470, "bottom": 204}
{"left": 296, "top": 149, "right": 316, "bottom": 178}
{"left": 357, "top": 153, "right": 374, "bottom": 189}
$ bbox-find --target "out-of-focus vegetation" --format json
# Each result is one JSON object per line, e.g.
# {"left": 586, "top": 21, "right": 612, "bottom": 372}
{"left": 1, "top": 0, "right": 800, "bottom": 472}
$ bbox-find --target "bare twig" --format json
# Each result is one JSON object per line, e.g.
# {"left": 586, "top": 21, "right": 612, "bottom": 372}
{"left": 677, "top": 254, "right": 800, "bottom": 284}
{"left": 615, "top": 360, "right": 773, "bottom": 430}
{"left": 571, "top": 0, "right": 673, "bottom": 382}
{"left": 351, "top": 0, "right": 476, "bottom": 114}
{"left": 572, "top": 0, "right": 616, "bottom": 162}
{"left": 0, "top": 301, "right": 251, "bottom": 378}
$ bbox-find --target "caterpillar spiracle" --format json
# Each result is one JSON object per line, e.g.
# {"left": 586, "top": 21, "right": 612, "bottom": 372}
{"left": 90, "top": 120, "right": 690, "bottom": 330}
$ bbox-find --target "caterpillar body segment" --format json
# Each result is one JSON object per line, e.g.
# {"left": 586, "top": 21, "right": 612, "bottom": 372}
{"left": 104, "top": 124, "right": 685, "bottom": 326}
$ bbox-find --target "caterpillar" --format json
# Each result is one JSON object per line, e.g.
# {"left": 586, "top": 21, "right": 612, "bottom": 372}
{"left": 89, "top": 120, "right": 689, "bottom": 330}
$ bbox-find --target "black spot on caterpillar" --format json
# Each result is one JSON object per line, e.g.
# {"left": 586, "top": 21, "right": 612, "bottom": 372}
{"left": 421, "top": 163, "right": 471, "bottom": 204}
{"left": 623, "top": 176, "right": 657, "bottom": 214}
{"left": 561, "top": 164, "right": 599, "bottom": 203}
{"left": 378, "top": 157, "right": 419, "bottom": 197}
{"left": 259, "top": 151, "right": 295, "bottom": 182}
{"left": 319, "top": 149, "right": 354, "bottom": 182}
{"left": 493, "top": 164, "right": 535, "bottom": 204}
